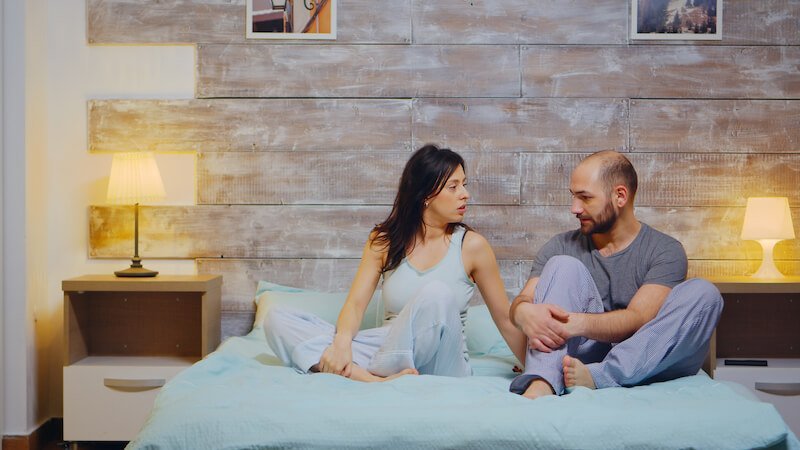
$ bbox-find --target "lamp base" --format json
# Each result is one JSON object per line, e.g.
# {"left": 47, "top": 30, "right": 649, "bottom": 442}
{"left": 750, "top": 239, "right": 786, "bottom": 279}
{"left": 115, "top": 257, "right": 158, "bottom": 277}
{"left": 115, "top": 267, "right": 159, "bottom": 277}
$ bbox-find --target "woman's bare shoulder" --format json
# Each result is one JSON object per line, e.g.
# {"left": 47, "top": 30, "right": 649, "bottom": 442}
{"left": 462, "top": 228, "right": 493, "bottom": 255}
{"left": 365, "top": 230, "right": 391, "bottom": 260}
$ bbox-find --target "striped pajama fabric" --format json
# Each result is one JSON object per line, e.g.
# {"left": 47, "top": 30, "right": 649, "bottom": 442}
{"left": 511, "top": 255, "right": 723, "bottom": 395}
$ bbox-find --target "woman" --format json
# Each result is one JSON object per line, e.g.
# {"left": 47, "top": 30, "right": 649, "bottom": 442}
{"left": 265, "top": 144, "right": 525, "bottom": 381}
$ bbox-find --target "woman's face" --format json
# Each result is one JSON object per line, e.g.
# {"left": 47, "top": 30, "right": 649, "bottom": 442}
{"left": 425, "top": 165, "right": 470, "bottom": 224}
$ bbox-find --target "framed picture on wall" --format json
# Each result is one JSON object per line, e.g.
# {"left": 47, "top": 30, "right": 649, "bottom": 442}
{"left": 246, "top": 0, "right": 337, "bottom": 40}
{"left": 631, "top": 0, "right": 721, "bottom": 40}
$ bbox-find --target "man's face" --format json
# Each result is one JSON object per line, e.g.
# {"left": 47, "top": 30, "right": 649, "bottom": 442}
{"left": 569, "top": 163, "right": 619, "bottom": 236}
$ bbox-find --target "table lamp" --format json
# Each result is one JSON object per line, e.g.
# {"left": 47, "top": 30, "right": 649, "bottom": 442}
{"left": 106, "top": 152, "right": 166, "bottom": 277}
{"left": 741, "top": 197, "right": 795, "bottom": 278}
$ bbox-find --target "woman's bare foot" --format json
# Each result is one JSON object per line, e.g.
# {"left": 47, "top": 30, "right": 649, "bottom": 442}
{"left": 522, "top": 379, "right": 555, "bottom": 400}
{"left": 563, "top": 355, "right": 596, "bottom": 389}
{"left": 348, "top": 365, "right": 418, "bottom": 382}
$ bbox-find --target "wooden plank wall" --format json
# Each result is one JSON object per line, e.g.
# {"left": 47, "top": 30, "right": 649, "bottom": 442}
{"left": 86, "top": 0, "right": 800, "bottom": 338}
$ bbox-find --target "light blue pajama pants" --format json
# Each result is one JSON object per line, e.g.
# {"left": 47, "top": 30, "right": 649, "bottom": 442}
{"left": 510, "top": 255, "right": 723, "bottom": 395}
{"left": 264, "top": 280, "right": 471, "bottom": 377}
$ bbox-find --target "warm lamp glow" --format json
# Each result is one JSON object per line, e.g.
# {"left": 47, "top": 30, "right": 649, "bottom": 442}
{"left": 107, "top": 152, "right": 166, "bottom": 204}
{"left": 741, "top": 197, "right": 795, "bottom": 279}
{"left": 107, "top": 152, "right": 166, "bottom": 277}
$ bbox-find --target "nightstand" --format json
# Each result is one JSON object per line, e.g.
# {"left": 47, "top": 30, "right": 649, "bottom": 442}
{"left": 62, "top": 274, "right": 222, "bottom": 443}
{"left": 709, "top": 277, "right": 800, "bottom": 436}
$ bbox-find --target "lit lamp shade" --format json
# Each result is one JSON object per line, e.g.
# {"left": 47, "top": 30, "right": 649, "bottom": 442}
{"left": 741, "top": 197, "right": 795, "bottom": 278}
{"left": 107, "top": 152, "right": 166, "bottom": 204}
{"left": 106, "top": 152, "right": 166, "bottom": 277}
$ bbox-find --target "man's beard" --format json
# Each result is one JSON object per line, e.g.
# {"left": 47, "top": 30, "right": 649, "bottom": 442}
{"left": 579, "top": 201, "right": 618, "bottom": 235}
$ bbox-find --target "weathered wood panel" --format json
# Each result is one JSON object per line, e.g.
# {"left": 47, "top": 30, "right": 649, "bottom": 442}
{"left": 90, "top": 205, "right": 389, "bottom": 259}
{"left": 198, "top": 258, "right": 362, "bottom": 309}
{"left": 222, "top": 312, "right": 255, "bottom": 340}
{"left": 87, "top": 0, "right": 412, "bottom": 44}
{"left": 522, "top": 46, "right": 800, "bottom": 99}
{"left": 636, "top": 207, "right": 800, "bottom": 262}
{"left": 634, "top": 154, "right": 800, "bottom": 207}
{"left": 197, "top": 152, "right": 520, "bottom": 205}
{"left": 87, "top": 0, "right": 244, "bottom": 44}
{"left": 630, "top": 100, "right": 800, "bottom": 153}
{"left": 508, "top": 260, "right": 800, "bottom": 289}
{"left": 87, "top": 0, "right": 800, "bottom": 47}
{"left": 688, "top": 260, "right": 800, "bottom": 279}
{"left": 89, "top": 99, "right": 412, "bottom": 153}
{"left": 520, "top": 153, "right": 582, "bottom": 206}
{"left": 197, "top": 44, "right": 520, "bottom": 98}
{"left": 521, "top": 153, "right": 800, "bottom": 207}
{"left": 722, "top": 0, "right": 800, "bottom": 46}
{"left": 197, "top": 258, "right": 525, "bottom": 312}
{"left": 411, "top": 0, "right": 626, "bottom": 45}
{"left": 628, "top": 1, "right": 800, "bottom": 46}
{"left": 90, "top": 205, "right": 800, "bottom": 261}
{"left": 412, "top": 98, "right": 628, "bottom": 152}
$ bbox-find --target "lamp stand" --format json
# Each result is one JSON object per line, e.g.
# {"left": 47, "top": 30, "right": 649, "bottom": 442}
{"left": 751, "top": 239, "right": 785, "bottom": 279}
{"left": 115, "top": 203, "right": 158, "bottom": 277}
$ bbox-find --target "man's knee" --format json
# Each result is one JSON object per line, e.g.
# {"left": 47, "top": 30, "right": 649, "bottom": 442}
{"left": 534, "top": 255, "right": 599, "bottom": 312}
{"left": 680, "top": 278, "right": 723, "bottom": 309}
{"left": 545, "top": 254, "right": 584, "bottom": 270}
{"left": 667, "top": 278, "right": 724, "bottom": 318}
{"left": 541, "top": 255, "right": 588, "bottom": 280}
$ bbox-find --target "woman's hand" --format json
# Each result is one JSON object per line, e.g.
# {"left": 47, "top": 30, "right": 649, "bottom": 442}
{"left": 318, "top": 339, "right": 353, "bottom": 377}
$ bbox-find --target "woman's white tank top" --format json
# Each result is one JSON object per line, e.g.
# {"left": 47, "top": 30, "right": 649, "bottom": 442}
{"left": 381, "top": 226, "right": 476, "bottom": 327}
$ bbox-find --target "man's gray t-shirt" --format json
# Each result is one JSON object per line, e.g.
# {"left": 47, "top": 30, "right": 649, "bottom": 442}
{"left": 529, "top": 223, "right": 687, "bottom": 312}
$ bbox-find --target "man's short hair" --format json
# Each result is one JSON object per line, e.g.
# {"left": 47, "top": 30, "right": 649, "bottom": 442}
{"left": 593, "top": 151, "right": 638, "bottom": 199}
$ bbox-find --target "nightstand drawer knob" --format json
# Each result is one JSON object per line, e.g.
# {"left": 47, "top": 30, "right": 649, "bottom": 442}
{"left": 754, "top": 382, "right": 800, "bottom": 396}
{"left": 104, "top": 378, "right": 166, "bottom": 390}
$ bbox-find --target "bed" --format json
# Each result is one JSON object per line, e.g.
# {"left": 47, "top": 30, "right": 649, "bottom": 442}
{"left": 127, "top": 282, "right": 800, "bottom": 449}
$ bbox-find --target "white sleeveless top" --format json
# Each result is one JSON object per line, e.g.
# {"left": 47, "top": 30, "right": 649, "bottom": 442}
{"left": 381, "top": 226, "right": 476, "bottom": 327}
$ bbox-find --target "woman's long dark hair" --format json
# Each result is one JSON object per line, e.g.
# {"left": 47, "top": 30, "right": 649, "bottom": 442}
{"left": 372, "top": 144, "right": 469, "bottom": 273}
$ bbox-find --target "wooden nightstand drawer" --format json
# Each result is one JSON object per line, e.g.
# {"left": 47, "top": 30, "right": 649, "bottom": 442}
{"left": 715, "top": 359, "right": 800, "bottom": 436}
{"left": 63, "top": 356, "right": 194, "bottom": 441}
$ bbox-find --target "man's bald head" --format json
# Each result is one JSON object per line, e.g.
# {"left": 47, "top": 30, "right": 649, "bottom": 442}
{"left": 578, "top": 150, "right": 638, "bottom": 201}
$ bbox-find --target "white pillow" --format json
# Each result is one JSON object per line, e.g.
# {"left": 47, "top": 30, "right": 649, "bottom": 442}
{"left": 253, "top": 282, "right": 383, "bottom": 331}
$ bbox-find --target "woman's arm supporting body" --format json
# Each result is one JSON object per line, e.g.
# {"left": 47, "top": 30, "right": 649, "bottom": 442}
{"left": 462, "top": 231, "right": 527, "bottom": 365}
{"left": 318, "top": 231, "right": 385, "bottom": 377}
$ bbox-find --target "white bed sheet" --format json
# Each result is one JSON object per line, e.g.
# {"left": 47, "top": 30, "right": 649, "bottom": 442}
{"left": 126, "top": 330, "right": 800, "bottom": 449}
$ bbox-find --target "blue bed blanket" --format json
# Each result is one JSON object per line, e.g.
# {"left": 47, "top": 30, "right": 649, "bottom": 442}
{"left": 128, "top": 331, "right": 799, "bottom": 450}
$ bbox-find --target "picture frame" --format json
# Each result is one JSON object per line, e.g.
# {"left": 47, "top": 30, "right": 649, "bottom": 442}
{"left": 246, "top": 0, "right": 337, "bottom": 40}
{"left": 631, "top": 0, "right": 721, "bottom": 40}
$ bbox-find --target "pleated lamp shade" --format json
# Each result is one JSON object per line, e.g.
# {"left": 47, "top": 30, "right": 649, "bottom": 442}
{"left": 106, "top": 152, "right": 166, "bottom": 205}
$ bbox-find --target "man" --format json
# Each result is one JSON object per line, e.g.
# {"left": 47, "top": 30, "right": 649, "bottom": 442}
{"left": 509, "top": 150, "right": 723, "bottom": 399}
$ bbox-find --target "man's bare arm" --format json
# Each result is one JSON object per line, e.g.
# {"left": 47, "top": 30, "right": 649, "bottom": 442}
{"left": 564, "top": 284, "right": 671, "bottom": 343}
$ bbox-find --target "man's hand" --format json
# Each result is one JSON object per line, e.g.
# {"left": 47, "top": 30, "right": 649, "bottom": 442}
{"left": 515, "top": 302, "right": 570, "bottom": 352}
{"left": 318, "top": 340, "right": 354, "bottom": 377}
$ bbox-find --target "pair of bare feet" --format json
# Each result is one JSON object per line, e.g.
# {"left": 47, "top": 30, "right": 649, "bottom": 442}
{"left": 350, "top": 366, "right": 419, "bottom": 382}
{"left": 311, "top": 363, "right": 418, "bottom": 382}
{"left": 522, "top": 355, "right": 596, "bottom": 399}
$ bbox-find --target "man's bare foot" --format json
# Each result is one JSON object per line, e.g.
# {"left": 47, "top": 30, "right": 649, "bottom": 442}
{"left": 349, "top": 365, "right": 418, "bottom": 382}
{"left": 522, "top": 379, "right": 555, "bottom": 400}
{"left": 563, "top": 355, "right": 596, "bottom": 389}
